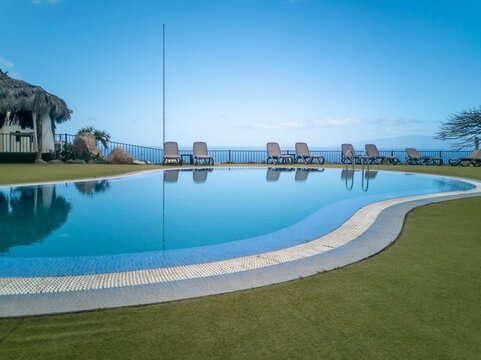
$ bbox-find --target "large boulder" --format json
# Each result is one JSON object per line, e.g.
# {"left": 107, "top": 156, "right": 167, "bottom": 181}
{"left": 73, "top": 133, "right": 103, "bottom": 161}
{"left": 105, "top": 147, "right": 133, "bottom": 164}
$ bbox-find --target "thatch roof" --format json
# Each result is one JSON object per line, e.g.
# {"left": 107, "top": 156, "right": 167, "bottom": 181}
{"left": 0, "top": 69, "right": 72, "bottom": 122}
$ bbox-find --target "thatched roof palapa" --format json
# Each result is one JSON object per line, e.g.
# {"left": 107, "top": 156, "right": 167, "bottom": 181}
{"left": 0, "top": 69, "right": 72, "bottom": 122}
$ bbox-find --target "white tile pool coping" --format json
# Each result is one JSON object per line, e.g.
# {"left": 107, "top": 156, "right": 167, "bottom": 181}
{"left": 1, "top": 167, "right": 481, "bottom": 317}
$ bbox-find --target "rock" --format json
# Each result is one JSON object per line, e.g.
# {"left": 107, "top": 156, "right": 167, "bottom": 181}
{"left": 73, "top": 133, "right": 103, "bottom": 161}
{"left": 65, "top": 159, "right": 86, "bottom": 164}
{"left": 132, "top": 159, "right": 146, "bottom": 165}
{"left": 105, "top": 147, "right": 133, "bottom": 164}
{"left": 34, "top": 159, "right": 47, "bottom": 164}
{"left": 48, "top": 159, "right": 64, "bottom": 164}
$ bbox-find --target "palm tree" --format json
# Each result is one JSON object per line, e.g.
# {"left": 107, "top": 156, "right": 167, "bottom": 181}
{"left": 77, "top": 126, "right": 111, "bottom": 149}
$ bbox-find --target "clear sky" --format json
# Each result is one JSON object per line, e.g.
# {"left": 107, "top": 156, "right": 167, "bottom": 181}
{"left": 1, "top": 0, "right": 480, "bottom": 147}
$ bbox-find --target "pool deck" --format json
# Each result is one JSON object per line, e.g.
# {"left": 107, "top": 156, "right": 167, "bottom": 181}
{"left": 1, "top": 169, "right": 481, "bottom": 317}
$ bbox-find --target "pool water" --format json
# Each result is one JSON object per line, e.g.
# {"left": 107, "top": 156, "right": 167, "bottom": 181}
{"left": 0, "top": 168, "right": 474, "bottom": 276}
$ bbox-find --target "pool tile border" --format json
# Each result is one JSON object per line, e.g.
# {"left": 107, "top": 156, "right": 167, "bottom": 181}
{"left": 1, "top": 171, "right": 480, "bottom": 317}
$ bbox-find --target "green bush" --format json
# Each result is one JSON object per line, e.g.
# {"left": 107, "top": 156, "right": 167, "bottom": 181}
{"left": 60, "top": 143, "right": 74, "bottom": 161}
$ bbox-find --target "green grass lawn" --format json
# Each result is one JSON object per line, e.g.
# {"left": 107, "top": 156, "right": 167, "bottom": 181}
{"left": 0, "top": 164, "right": 480, "bottom": 359}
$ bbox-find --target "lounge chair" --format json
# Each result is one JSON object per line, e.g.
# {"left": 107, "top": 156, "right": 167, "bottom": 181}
{"left": 448, "top": 150, "right": 481, "bottom": 167}
{"left": 365, "top": 144, "right": 399, "bottom": 165}
{"left": 295, "top": 142, "right": 325, "bottom": 164}
{"left": 163, "top": 142, "right": 182, "bottom": 165}
{"left": 406, "top": 148, "right": 443, "bottom": 165}
{"left": 341, "top": 144, "right": 364, "bottom": 164}
{"left": 193, "top": 142, "right": 214, "bottom": 165}
{"left": 266, "top": 142, "right": 293, "bottom": 164}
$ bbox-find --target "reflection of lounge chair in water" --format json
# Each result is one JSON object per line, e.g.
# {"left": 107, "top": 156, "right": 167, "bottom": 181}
{"left": 341, "top": 169, "right": 355, "bottom": 180}
{"left": 295, "top": 142, "right": 325, "bottom": 164}
{"left": 295, "top": 168, "right": 309, "bottom": 182}
{"left": 365, "top": 144, "right": 399, "bottom": 165}
{"left": 163, "top": 170, "right": 179, "bottom": 183}
{"left": 193, "top": 168, "right": 213, "bottom": 183}
{"left": 341, "top": 168, "right": 355, "bottom": 190}
{"left": 448, "top": 150, "right": 481, "bottom": 167}
{"left": 364, "top": 170, "right": 378, "bottom": 179}
{"left": 295, "top": 168, "right": 325, "bottom": 182}
{"left": 406, "top": 148, "right": 443, "bottom": 165}
{"left": 266, "top": 168, "right": 282, "bottom": 182}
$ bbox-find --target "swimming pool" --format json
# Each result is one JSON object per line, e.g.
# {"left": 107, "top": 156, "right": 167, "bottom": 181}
{"left": 0, "top": 167, "right": 475, "bottom": 277}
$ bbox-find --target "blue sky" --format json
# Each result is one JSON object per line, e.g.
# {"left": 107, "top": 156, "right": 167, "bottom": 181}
{"left": 1, "top": 0, "right": 480, "bottom": 147}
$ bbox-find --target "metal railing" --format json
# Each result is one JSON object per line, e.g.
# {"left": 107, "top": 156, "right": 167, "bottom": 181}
{"left": 52, "top": 134, "right": 474, "bottom": 165}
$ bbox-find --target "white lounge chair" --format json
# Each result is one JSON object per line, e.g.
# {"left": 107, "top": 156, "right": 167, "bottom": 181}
{"left": 193, "top": 142, "right": 214, "bottom": 165}
{"left": 341, "top": 144, "right": 363, "bottom": 164}
{"left": 365, "top": 144, "right": 399, "bottom": 165}
{"left": 295, "top": 142, "right": 325, "bottom": 164}
{"left": 406, "top": 148, "right": 443, "bottom": 165}
{"left": 163, "top": 142, "right": 181, "bottom": 165}
{"left": 448, "top": 150, "right": 481, "bottom": 167}
{"left": 266, "top": 142, "right": 293, "bottom": 164}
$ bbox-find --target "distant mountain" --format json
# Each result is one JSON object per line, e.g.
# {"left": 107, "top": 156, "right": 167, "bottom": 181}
{"left": 351, "top": 135, "right": 454, "bottom": 150}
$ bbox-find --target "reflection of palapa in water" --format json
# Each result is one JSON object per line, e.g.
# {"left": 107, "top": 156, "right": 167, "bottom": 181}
{"left": 0, "top": 185, "right": 71, "bottom": 255}
{"left": 74, "top": 180, "right": 110, "bottom": 196}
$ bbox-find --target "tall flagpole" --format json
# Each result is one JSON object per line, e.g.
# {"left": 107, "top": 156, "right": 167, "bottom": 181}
{"left": 162, "top": 24, "right": 166, "bottom": 253}
{"left": 162, "top": 23, "right": 166, "bottom": 149}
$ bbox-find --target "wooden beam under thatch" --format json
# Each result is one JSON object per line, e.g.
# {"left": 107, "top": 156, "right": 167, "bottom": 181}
{"left": 0, "top": 69, "right": 72, "bottom": 122}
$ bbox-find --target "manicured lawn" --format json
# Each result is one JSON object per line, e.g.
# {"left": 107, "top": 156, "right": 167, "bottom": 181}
{"left": 0, "top": 164, "right": 480, "bottom": 359}
{"left": 0, "top": 163, "right": 163, "bottom": 185}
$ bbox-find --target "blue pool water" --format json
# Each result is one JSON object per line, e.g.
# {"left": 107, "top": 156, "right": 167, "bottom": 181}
{"left": 0, "top": 168, "right": 474, "bottom": 276}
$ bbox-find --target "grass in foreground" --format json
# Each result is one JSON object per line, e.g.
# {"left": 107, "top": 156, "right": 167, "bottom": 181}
{"left": 0, "top": 164, "right": 480, "bottom": 359}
